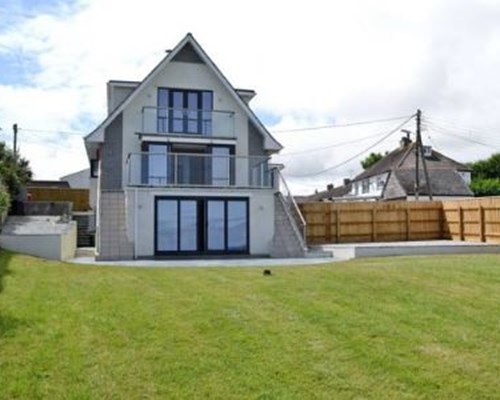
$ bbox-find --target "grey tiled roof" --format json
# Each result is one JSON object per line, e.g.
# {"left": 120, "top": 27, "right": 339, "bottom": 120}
{"left": 354, "top": 142, "right": 471, "bottom": 182}
{"left": 299, "top": 184, "right": 352, "bottom": 202}
{"left": 391, "top": 169, "right": 473, "bottom": 197}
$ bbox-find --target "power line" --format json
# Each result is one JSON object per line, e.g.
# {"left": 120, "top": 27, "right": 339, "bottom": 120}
{"left": 424, "top": 115, "right": 500, "bottom": 137}
{"left": 284, "top": 114, "right": 415, "bottom": 178}
{"left": 425, "top": 122, "right": 499, "bottom": 149}
{"left": 270, "top": 115, "right": 413, "bottom": 133}
{"left": 275, "top": 130, "right": 394, "bottom": 157}
{"left": 19, "top": 127, "right": 85, "bottom": 136}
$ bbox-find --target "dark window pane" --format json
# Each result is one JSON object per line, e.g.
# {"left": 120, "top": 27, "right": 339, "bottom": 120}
{"left": 157, "top": 200, "right": 178, "bottom": 251}
{"left": 180, "top": 201, "right": 197, "bottom": 251}
{"left": 202, "top": 92, "right": 213, "bottom": 135}
{"left": 207, "top": 201, "right": 225, "bottom": 250}
{"left": 202, "top": 91, "right": 213, "bottom": 110}
{"left": 211, "top": 147, "right": 230, "bottom": 186}
{"left": 148, "top": 144, "right": 168, "bottom": 185}
{"left": 227, "top": 201, "right": 247, "bottom": 251}
{"left": 171, "top": 91, "right": 184, "bottom": 132}
{"left": 90, "top": 159, "right": 99, "bottom": 178}
{"left": 177, "top": 154, "right": 205, "bottom": 185}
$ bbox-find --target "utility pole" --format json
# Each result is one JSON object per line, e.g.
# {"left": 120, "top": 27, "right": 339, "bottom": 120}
{"left": 13, "top": 123, "right": 18, "bottom": 157}
{"left": 415, "top": 111, "right": 420, "bottom": 200}
{"left": 415, "top": 110, "right": 433, "bottom": 201}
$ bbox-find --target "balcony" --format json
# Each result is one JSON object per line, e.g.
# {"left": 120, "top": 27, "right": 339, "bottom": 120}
{"left": 141, "top": 106, "right": 235, "bottom": 138}
{"left": 126, "top": 152, "right": 274, "bottom": 189}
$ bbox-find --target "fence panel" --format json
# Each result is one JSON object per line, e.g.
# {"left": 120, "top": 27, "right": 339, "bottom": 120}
{"left": 442, "top": 197, "right": 500, "bottom": 243}
{"left": 301, "top": 197, "right": 500, "bottom": 245}
{"left": 300, "top": 201, "right": 443, "bottom": 244}
{"left": 28, "top": 188, "right": 90, "bottom": 212}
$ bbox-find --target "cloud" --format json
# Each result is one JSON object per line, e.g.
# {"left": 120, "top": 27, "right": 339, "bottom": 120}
{"left": 0, "top": 0, "right": 499, "bottom": 193}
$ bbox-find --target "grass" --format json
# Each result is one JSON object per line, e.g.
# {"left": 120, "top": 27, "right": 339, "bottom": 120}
{"left": 1, "top": 251, "right": 500, "bottom": 399}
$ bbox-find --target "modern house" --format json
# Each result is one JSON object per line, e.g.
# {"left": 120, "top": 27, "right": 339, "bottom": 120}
{"left": 84, "top": 34, "right": 306, "bottom": 260}
{"left": 305, "top": 137, "right": 473, "bottom": 202}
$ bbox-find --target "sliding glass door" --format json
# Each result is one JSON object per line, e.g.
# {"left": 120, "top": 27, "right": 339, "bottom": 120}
{"left": 155, "top": 197, "right": 248, "bottom": 255}
{"left": 157, "top": 89, "right": 213, "bottom": 135}
{"left": 156, "top": 199, "right": 199, "bottom": 252}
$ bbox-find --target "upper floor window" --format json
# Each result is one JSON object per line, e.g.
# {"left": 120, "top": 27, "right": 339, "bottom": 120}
{"left": 90, "top": 159, "right": 99, "bottom": 178}
{"left": 362, "top": 179, "right": 370, "bottom": 194}
{"left": 157, "top": 88, "right": 213, "bottom": 135}
{"left": 376, "top": 177, "right": 385, "bottom": 190}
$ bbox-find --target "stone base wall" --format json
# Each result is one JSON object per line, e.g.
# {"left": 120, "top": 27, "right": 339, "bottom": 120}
{"left": 97, "top": 191, "right": 133, "bottom": 260}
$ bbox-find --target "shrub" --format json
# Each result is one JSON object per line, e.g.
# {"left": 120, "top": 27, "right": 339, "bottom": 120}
{"left": 470, "top": 178, "right": 500, "bottom": 197}
{"left": 0, "top": 184, "right": 10, "bottom": 215}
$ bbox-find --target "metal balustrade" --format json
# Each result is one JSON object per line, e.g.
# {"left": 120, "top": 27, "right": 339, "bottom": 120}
{"left": 142, "top": 106, "right": 235, "bottom": 137}
{"left": 126, "top": 152, "right": 274, "bottom": 189}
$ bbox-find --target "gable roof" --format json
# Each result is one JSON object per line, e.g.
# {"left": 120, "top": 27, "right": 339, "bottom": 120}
{"left": 302, "top": 183, "right": 352, "bottom": 202}
{"left": 390, "top": 169, "right": 473, "bottom": 197}
{"left": 353, "top": 141, "right": 471, "bottom": 182}
{"left": 85, "top": 33, "right": 282, "bottom": 152}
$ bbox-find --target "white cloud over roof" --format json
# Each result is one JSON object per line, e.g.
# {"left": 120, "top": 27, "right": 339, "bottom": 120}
{"left": 0, "top": 0, "right": 499, "bottom": 194}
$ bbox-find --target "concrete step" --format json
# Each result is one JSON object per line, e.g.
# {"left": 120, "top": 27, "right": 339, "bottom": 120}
{"left": 75, "top": 247, "right": 96, "bottom": 258}
{"left": 305, "top": 248, "right": 334, "bottom": 258}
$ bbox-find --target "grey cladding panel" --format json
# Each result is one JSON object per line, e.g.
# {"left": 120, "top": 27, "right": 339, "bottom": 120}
{"left": 172, "top": 42, "right": 204, "bottom": 63}
{"left": 248, "top": 121, "right": 265, "bottom": 156}
{"left": 101, "top": 113, "right": 123, "bottom": 190}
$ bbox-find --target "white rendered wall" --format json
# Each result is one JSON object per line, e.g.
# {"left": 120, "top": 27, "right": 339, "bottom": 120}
{"left": 120, "top": 62, "right": 250, "bottom": 188}
{"left": 125, "top": 187, "right": 275, "bottom": 257}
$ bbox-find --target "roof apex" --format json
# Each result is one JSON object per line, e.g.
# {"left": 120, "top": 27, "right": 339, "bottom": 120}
{"left": 85, "top": 33, "right": 282, "bottom": 152}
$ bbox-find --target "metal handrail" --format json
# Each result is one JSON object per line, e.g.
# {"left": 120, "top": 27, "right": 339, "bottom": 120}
{"left": 141, "top": 106, "right": 235, "bottom": 137}
{"left": 126, "top": 152, "right": 273, "bottom": 189}
{"left": 142, "top": 106, "right": 235, "bottom": 115}
{"left": 276, "top": 169, "right": 307, "bottom": 242}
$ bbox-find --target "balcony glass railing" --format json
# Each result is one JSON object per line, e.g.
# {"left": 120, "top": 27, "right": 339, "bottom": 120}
{"left": 126, "top": 152, "right": 273, "bottom": 188}
{"left": 142, "top": 106, "right": 235, "bottom": 137}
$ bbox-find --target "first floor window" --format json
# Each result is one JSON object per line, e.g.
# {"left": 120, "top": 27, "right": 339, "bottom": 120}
{"left": 362, "top": 179, "right": 370, "bottom": 194}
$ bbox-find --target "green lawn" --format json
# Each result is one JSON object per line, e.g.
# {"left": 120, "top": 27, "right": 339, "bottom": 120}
{"left": 1, "top": 251, "right": 500, "bottom": 399}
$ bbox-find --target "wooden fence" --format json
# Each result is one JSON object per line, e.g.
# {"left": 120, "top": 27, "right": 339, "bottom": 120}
{"left": 442, "top": 197, "right": 500, "bottom": 244}
{"left": 27, "top": 187, "right": 90, "bottom": 212}
{"left": 299, "top": 197, "right": 500, "bottom": 245}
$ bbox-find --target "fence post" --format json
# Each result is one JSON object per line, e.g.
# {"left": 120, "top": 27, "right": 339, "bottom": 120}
{"left": 438, "top": 206, "right": 444, "bottom": 239}
{"left": 405, "top": 208, "right": 410, "bottom": 241}
{"left": 458, "top": 206, "right": 464, "bottom": 241}
{"left": 479, "top": 205, "right": 485, "bottom": 242}
{"left": 336, "top": 209, "right": 340, "bottom": 243}
{"left": 325, "top": 206, "right": 332, "bottom": 243}
{"left": 371, "top": 208, "right": 377, "bottom": 242}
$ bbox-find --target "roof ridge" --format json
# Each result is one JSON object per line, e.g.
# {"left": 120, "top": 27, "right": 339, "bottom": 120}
{"left": 85, "top": 33, "right": 282, "bottom": 152}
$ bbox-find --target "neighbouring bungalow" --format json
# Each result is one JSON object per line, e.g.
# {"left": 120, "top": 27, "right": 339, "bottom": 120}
{"left": 303, "top": 136, "right": 473, "bottom": 202}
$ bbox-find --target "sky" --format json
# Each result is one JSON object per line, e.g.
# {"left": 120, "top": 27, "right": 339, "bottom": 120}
{"left": 0, "top": 0, "right": 500, "bottom": 194}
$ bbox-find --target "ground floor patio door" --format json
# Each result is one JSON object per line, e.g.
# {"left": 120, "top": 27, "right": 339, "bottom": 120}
{"left": 155, "top": 197, "right": 248, "bottom": 255}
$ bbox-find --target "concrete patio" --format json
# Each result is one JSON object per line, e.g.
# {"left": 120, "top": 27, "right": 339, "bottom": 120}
{"left": 68, "top": 240, "right": 500, "bottom": 267}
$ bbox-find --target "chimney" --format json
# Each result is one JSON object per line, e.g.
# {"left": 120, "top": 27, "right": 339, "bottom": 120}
{"left": 326, "top": 184, "right": 334, "bottom": 191}
{"left": 399, "top": 135, "right": 412, "bottom": 148}
{"left": 343, "top": 178, "right": 351, "bottom": 186}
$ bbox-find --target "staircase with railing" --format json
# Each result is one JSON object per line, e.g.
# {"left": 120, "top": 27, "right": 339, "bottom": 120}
{"left": 271, "top": 170, "right": 308, "bottom": 257}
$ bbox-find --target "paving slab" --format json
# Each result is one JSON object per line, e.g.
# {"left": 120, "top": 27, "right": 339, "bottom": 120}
{"left": 68, "top": 256, "right": 339, "bottom": 268}
{"left": 314, "top": 240, "right": 500, "bottom": 259}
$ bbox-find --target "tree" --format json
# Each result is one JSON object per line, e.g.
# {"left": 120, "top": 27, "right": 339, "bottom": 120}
{"left": 468, "top": 153, "right": 500, "bottom": 180}
{"left": 468, "top": 152, "right": 500, "bottom": 196}
{"left": 469, "top": 178, "right": 500, "bottom": 197}
{"left": 0, "top": 141, "right": 32, "bottom": 198}
{"left": 0, "top": 181, "right": 9, "bottom": 215}
{"left": 361, "top": 152, "right": 387, "bottom": 170}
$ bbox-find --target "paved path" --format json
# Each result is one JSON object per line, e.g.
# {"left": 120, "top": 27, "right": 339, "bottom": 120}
{"left": 69, "top": 240, "right": 500, "bottom": 268}
{"left": 69, "top": 256, "right": 338, "bottom": 268}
